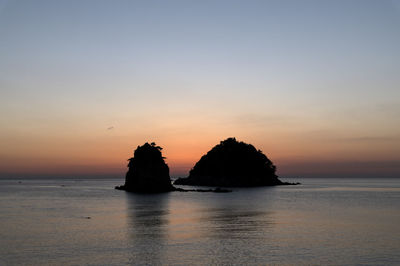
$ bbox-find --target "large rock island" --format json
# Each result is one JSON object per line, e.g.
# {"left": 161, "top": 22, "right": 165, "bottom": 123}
{"left": 116, "top": 142, "right": 175, "bottom": 193}
{"left": 174, "top": 138, "right": 294, "bottom": 187}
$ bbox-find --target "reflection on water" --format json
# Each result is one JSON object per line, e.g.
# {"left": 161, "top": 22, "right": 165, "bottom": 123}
{"left": 202, "top": 208, "right": 273, "bottom": 236}
{"left": 125, "top": 193, "right": 170, "bottom": 265}
{"left": 198, "top": 204, "right": 275, "bottom": 241}
{"left": 0, "top": 178, "right": 399, "bottom": 265}
{"left": 124, "top": 188, "right": 277, "bottom": 264}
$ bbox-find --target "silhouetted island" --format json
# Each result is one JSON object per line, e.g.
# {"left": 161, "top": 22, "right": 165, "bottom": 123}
{"left": 115, "top": 142, "right": 175, "bottom": 193}
{"left": 115, "top": 142, "right": 232, "bottom": 193}
{"left": 174, "top": 138, "right": 298, "bottom": 187}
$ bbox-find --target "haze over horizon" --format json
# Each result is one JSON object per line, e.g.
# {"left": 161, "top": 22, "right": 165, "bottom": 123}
{"left": 1, "top": 0, "right": 399, "bottom": 178}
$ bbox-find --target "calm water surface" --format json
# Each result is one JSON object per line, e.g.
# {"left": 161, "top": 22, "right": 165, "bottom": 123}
{"left": 0, "top": 178, "right": 399, "bottom": 265}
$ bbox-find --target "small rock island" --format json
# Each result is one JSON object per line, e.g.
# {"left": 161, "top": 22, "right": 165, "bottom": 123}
{"left": 174, "top": 138, "right": 296, "bottom": 187}
{"left": 115, "top": 142, "right": 175, "bottom": 193}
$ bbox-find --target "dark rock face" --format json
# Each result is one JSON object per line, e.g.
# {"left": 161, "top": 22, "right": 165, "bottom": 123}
{"left": 174, "top": 138, "right": 286, "bottom": 187}
{"left": 116, "top": 142, "right": 175, "bottom": 193}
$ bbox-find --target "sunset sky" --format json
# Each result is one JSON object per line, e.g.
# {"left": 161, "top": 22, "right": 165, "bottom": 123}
{"left": 1, "top": 0, "right": 399, "bottom": 178}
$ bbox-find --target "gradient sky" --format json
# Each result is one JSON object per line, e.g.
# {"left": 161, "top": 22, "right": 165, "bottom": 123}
{"left": 1, "top": 0, "right": 399, "bottom": 178}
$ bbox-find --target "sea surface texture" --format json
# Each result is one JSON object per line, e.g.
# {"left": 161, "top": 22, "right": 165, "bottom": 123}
{"left": 0, "top": 178, "right": 399, "bottom": 265}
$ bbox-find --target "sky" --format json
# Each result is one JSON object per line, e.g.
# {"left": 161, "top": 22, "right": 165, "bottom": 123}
{"left": 0, "top": 0, "right": 399, "bottom": 178}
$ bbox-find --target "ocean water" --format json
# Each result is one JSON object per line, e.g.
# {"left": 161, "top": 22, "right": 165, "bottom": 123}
{"left": 0, "top": 178, "right": 399, "bottom": 265}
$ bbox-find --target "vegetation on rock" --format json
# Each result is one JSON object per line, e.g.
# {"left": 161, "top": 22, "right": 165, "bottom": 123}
{"left": 116, "top": 142, "right": 175, "bottom": 193}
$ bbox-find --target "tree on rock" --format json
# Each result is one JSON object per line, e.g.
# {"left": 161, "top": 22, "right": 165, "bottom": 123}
{"left": 116, "top": 142, "right": 175, "bottom": 193}
{"left": 174, "top": 137, "right": 284, "bottom": 187}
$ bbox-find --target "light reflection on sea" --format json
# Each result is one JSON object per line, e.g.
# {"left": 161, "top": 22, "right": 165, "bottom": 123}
{"left": 0, "top": 178, "right": 399, "bottom": 265}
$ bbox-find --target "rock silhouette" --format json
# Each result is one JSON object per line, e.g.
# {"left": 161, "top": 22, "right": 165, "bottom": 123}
{"left": 116, "top": 142, "right": 175, "bottom": 193}
{"left": 174, "top": 137, "right": 294, "bottom": 187}
{"left": 115, "top": 142, "right": 232, "bottom": 193}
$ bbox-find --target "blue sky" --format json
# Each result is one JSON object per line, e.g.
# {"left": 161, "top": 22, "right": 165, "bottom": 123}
{"left": 0, "top": 0, "right": 399, "bottom": 177}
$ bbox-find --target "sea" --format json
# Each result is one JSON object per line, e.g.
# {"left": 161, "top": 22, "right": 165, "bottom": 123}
{"left": 0, "top": 177, "right": 399, "bottom": 266}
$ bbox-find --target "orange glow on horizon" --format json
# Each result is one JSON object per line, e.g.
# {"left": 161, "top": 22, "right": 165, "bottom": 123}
{"left": 1, "top": 132, "right": 398, "bottom": 178}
